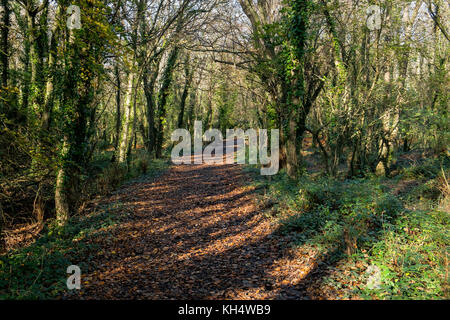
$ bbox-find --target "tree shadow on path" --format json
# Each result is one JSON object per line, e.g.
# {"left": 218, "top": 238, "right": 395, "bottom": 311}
{"left": 69, "top": 161, "right": 341, "bottom": 300}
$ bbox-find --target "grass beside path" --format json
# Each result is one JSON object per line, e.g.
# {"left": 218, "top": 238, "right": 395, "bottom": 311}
{"left": 245, "top": 156, "right": 449, "bottom": 299}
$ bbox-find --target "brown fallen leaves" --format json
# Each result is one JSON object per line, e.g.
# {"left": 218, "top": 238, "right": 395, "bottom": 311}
{"left": 64, "top": 161, "right": 333, "bottom": 300}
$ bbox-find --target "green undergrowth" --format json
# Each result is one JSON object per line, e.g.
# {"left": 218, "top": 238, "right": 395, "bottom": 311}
{"left": 87, "top": 150, "right": 170, "bottom": 196}
{"left": 0, "top": 157, "right": 169, "bottom": 299}
{"left": 245, "top": 156, "right": 449, "bottom": 299}
{"left": 0, "top": 202, "right": 128, "bottom": 299}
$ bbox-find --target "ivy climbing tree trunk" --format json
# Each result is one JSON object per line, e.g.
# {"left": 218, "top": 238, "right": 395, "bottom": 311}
{"left": 177, "top": 54, "right": 192, "bottom": 129}
{"left": 155, "top": 46, "right": 179, "bottom": 158}
{"left": 143, "top": 58, "right": 161, "bottom": 155}
{"left": 55, "top": 1, "right": 115, "bottom": 225}
{"left": 284, "top": 0, "right": 311, "bottom": 178}
{"left": 237, "top": 0, "right": 312, "bottom": 179}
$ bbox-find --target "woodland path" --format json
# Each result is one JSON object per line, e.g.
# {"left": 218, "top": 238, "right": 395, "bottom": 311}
{"left": 68, "top": 152, "right": 324, "bottom": 299}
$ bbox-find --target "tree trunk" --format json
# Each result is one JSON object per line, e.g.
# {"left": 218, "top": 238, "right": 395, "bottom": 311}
{"left": 177, "top": 56, "right": 192, "bottom": 129}
{"left": 55, "top": 163, "right": 70, "bottom": 226}
{"left": 155, "top": 47, "right": 179, "bottom": 158}
{"left": 143, "top": 60, "right": 160, "bottom": 155}
{"left": 286, "top": 115, "right": 299, "bottom": 178}
{"left": 118, "top": 71, "right": 135, "bottom": 164}
{"left": 0, "top": 0, "right": 10, "bottom": 111}
{"left": 112, "top": 62, "right": 121, "bottom": 161}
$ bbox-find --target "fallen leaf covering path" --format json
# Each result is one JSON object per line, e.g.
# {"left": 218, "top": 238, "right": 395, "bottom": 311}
{"left": 67, "top": 161, "right": 320, "bottom": 299}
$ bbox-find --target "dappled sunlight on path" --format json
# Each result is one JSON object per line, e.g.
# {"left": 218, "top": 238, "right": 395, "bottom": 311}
{"left": 67, "top": 161, "right": 325, "bottom": 300}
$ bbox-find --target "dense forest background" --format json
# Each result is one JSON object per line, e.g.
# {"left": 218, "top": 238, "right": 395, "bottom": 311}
{"left": 0, "top": 0, "right": 448, "bottom": 299}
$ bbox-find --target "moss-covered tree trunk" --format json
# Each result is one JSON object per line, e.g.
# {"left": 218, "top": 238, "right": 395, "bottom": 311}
{"left": 155, "top": 46, "right": 179, "bottom": 158}
{"left": 177, "top": 54, "right": 192, "bottom": 129}
{"left": 55, "top": 0, "right": 114, "bottom": 225}
{"left": 284, "top": 0, "right": 310, "bottom": 179}
{"left": 112, "top": 62, "right": 121, "bottom": 161}
{"left": 143, "top": 58, "right": 161, "bottom": 155}
{"left": 118, "top": 70, "right": 135, "bottom": 164}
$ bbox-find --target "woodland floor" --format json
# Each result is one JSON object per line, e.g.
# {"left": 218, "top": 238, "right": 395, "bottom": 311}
{"left": 2, "top": 141, "right": 446, "bottom": 300}
{"left": 2, "top": 137, "right": 444, "bottom": 300}
{"left": 64, "top": 159, "right": 328, "bottom": 300}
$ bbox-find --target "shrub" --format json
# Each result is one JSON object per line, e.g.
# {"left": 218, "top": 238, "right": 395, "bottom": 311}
{"left": 376, "top": 194, "right": 403, "bottom": 216}
{"left": 96, "top": 163, "right": 127, "bottom": 195}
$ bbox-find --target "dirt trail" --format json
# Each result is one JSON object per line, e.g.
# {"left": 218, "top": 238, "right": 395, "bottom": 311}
{"left": 69, "top": 160, "right": 320, "bottom": 299}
